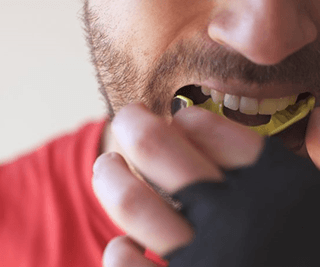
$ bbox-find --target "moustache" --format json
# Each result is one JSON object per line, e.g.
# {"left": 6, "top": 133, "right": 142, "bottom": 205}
{"left": 157, "top": 37, "right": 320, "bottom": 90}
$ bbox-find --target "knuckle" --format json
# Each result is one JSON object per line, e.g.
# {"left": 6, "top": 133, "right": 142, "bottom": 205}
{"left": 92, "top": 153, "right": 123, "bottom": 185}
{"left": 106, "top": 236, "right": 127, "bottom": 253}
{"left": 92, "top": 153, "right": 110, "bottom": 177}
{"left": 117, "top": 183, "right": 150, "bottom": 223}
{"left": 132, "top": 119, "right": 166, "bottom": 158}
{"left": 103, "top": 236, "right": 131, "bottom": 267}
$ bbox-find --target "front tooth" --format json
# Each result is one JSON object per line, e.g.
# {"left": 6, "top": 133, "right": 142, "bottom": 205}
{"left": 288, "top": 95, "right": 298, "bottom": 105}
{"left": 211, "top": 89, "right": 224, "bottom": 104}
{"left": 239, "top": 97, "right": 259, "bottom": 115}
{"left": 201, "top": 86, "right": 211, "bottom": 96}
{"left": 224, "top": 94, "right": 240, "bottom": 111}
{"left": 259, "top": 99, "right": 278, "bottom": 115}
{"left": 276, "top": 97, "right": 290, "bottom": 111}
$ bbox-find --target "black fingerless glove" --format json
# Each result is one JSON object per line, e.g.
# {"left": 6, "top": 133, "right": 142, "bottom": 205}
{"left": 164, "top": 137, "right": 320, "bottom": 267}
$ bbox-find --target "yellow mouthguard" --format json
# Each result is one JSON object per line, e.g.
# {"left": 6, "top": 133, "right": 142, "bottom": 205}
{"left": 173, "top": 95, "right": 315, "bottom": 136}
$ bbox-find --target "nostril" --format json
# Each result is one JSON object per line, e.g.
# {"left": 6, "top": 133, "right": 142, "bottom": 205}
{"left": 207, "top": 4, "right": 318, "bottom": 66}
{"left": 214, "top": 38, "right": 226, "bottom": 46}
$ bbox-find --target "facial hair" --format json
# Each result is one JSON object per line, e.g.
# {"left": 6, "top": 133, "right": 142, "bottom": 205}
{"left": 81, "top": 1, "right": 320, "bottom": 122}
{"left": 79, "top": 0, "right": 320, "bottom": 207}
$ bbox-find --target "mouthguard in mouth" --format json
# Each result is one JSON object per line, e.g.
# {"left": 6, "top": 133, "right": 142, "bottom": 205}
{"left": 171, "top": 94, "right": 315, "bottom": 137}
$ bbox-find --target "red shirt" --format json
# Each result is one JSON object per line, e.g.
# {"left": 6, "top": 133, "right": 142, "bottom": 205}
{"left": 0, "top": 118, "right": 168, "bottom": 267}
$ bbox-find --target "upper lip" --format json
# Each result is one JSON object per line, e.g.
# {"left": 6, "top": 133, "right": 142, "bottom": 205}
{"left": 176, "top": 78, "right": 318, "bottom": 102}
{"left": 198, "top": 78, "right": 311, "bottom": 99}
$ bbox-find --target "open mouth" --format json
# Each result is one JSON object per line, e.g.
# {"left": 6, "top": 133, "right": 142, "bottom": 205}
{"left": 172, "top": 85, "right": 315, "bottom": 152}
{"left": 172, "top": 84, "right": 312, "bottom": 127}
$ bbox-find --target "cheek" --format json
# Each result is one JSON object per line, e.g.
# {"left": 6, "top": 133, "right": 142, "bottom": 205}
{"left": 92, "top": 0, "right": 138, "bottom": 42}
{"left": 133, "top": 0, "right": 212, "bottom": 54}
{"left": 308, "top": 1, "right": 320, "bottom": 32}
{"left": 98, "top": 0, "right": 212, "bottom": 61}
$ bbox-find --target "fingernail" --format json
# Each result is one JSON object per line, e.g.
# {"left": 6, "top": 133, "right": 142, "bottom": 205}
{"left": 93, "top": 152, "right": 118, "bottom": 174}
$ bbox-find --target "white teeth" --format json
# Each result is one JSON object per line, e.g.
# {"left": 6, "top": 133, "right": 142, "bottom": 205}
{"left": 239, "top": 97, "right": 259, "bottom": 115}
{"left": 289, "top": 95, "right": 298, "bottom": 105}
{"left": 276, "top": 97, "right": 290, "bottom": 111}
{"left": 224, "top": 94, "right": 240, "bottom": 111}
{"left": 259, "top": 95, "right": 298, "bottom": 115}
{"left": 259, "top": 99, "right": 278, "bottom": 115}
{"left": 210, "top": 89, "right": 224, "bottom": 104}
{"left": 201, "top": 87, "right": 300, "bottom": 115}
{"left": 201, "top": 86, "right": 211, "bottom": 96}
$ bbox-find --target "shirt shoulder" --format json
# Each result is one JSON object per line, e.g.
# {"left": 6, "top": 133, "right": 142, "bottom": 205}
{"left": 0, "top": 118, "right": 123, "bottom": 266}
{"left": 0, "top": 119, "right": 105, "bottom": 192}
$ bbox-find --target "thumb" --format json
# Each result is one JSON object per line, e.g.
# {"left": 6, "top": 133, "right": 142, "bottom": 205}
{"left": 305, "top": 107, "right": 320, "bottom": 169}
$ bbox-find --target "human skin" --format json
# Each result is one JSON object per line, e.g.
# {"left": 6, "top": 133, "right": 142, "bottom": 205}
{"left": 81, "top": 0, "right": 320, "bottom": 152}
{"left": 93, "top": 104, "right": 320, "bottom": 266}
{"left": 80, "top": 0, "right": 320, "bottom": 265}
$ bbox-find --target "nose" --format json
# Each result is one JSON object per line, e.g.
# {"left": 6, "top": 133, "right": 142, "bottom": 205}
{"left": 207, "top": 0, "right": 318, "bottom": 65}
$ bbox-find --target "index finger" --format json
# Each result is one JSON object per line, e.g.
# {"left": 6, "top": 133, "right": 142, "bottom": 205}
{"left": 306, "top": 107, "right": 320, "bottom": 169}
{"left": 111, "top": 103, "right": 224, "bottom": 193}
{"left": 93, "top": 152, "right": 195, "bottom": 256}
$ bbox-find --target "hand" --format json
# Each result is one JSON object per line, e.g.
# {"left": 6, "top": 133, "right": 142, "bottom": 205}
{"left": 306, "top": 107, "right": 320, "bottom": 169}
{"left": 92, "top": 102, "right": 264, "bottom": 266}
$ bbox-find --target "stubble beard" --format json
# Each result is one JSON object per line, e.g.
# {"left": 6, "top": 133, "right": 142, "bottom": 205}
{"left": 80, "top": 0, "right": 320, "bottom": 208}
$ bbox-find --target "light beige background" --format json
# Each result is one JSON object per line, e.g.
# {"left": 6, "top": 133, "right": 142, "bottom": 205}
{"left": 0, "top": 0, "right": 105, "bottom": 163}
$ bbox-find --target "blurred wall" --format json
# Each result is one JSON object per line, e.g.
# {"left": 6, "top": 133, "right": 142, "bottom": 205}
{"left": 0, "top": 0, "right": 105, "bottom": 163}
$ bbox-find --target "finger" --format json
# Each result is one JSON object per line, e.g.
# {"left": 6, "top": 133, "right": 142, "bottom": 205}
{"left": 111, "top": 103, "right": 224, "bottom": 193}
{"left": 172, "top": 106, "right": 265, "bottom": 169}
{"left": 92, "top": 152, "right": 194, "bottom": 256}
{"left": 306, "top": 107, "right": 320, "bottom": 169}
{"left": 103, "top": 236, "right": 156, "bottom": 267}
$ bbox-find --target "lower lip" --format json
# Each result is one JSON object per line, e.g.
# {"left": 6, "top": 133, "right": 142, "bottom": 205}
{"left": 223, "top": 107, "right": 271, "bottom": 126}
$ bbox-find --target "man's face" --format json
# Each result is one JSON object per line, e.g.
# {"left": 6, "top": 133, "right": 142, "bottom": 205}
{"left": 81, "top": 0, "right": 320, "bottom": 152}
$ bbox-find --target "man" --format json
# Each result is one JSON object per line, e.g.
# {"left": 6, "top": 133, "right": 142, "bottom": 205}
{"left": 1, "top": 0, "right": 320, "bottom": 266}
